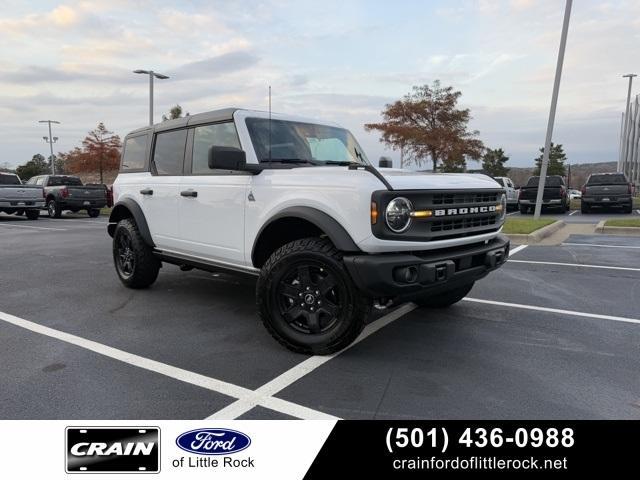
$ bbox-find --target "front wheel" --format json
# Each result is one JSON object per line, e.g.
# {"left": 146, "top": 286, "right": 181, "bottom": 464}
{"left": 257, "top": 237, "right": 371, "bottom": 355}
{"left": 412, "top": 283, "right": 474, "bottom": 308}
{"left": 113, "top": 218, "right": 160, "bottom": 289}
{"left": 25, "top": 210, "right": 39, "bottom": 220}
{"left": 88, "top": 208, "right": 100, "bottom": 218}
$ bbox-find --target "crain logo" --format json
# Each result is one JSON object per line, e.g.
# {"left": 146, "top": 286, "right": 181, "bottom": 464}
{"left": 434, "top": 205, "right": 497, "bottom": 217}
{"left": 65, "top": 427, "right": 160, "bottom": 473}
{"left": 176, "top": 429, "right": 251, "bottom": 456}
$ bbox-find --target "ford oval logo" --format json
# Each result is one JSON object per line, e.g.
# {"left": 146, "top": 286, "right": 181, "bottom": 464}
{"left": 176, "top": 429, "right": 251, "bottom": 455}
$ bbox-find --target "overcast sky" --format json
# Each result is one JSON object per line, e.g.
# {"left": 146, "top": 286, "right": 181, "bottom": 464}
{"left": 1, "top": 0, "right": 638, "bottom": 170}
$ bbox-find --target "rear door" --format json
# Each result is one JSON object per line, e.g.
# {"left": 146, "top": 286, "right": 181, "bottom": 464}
{"left": 143, "top": 128, "right": 187, "bottom": 251}
{"left": 178, "top": 121, "right": 250, "bottom": 265}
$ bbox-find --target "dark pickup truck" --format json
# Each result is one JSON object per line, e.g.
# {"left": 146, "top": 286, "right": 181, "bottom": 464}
{"left": 518, "top": 175, "right": 570, "bottom": 214}
{"left": 26, "top": 175, "right": 108, "bottom": 218}
{"left": 581, "top": 173, "right": 634, "bottom": 214}
{"left": 0, "top": 172, "right": 44, "bottom": 220}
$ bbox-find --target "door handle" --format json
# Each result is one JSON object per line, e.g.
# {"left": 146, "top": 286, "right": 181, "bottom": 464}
{"left": 140, "top": 188, "right": 153, "bottom": 195}
{"left": 180, "top": 190, "right": 198, "bottom": 198}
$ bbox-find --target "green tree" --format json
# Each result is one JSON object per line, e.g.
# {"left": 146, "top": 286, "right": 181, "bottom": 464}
{"left": 534, "top": 143, "right": 567, "bottom": 176}
{"left": 365, "top": 81, "right": 484, "bottom": 171}
{"left": 482, "top": 148, "right": 510, "bottom": 177}
{"left": 16, "top": 154, "right": 49, "bottom": 180}
{"left": 162, "top": 104, "right": 189, "bottom": 121}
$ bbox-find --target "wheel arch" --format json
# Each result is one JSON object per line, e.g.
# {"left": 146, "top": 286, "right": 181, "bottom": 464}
{"left": 251, "top": 206, "right": 360, "bottom": 269}
{"left": 107, "top": 198, "right": 155, "bottom": 247}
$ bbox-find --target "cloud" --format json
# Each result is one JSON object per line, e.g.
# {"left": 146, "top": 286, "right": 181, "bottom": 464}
{"left": 170, "top": 51, "right": 260, "bottom": 79}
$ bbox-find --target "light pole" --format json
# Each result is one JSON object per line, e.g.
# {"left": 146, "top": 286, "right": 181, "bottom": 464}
{"left": 39, "top": 120, "right": 60, "bottom": 175}
{"left": 534, "top": 0, "right": 572, "bottom": 220}
{"left": 620, "top": 73, "right": 637, "bottom": 176}
{"left": 133, "top": 69, "right": 169, "bottom": 126}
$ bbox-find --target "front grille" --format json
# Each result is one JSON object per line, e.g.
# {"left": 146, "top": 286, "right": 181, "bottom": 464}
{"left": 432, "top": 192, "right": 498, "bottom": 205}
{"left": 430, "top": 215, "right": 497, "bottom": 232}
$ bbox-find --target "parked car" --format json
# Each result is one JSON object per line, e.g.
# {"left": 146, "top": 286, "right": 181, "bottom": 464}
{"left": 0, "top": 172, "right": 44, "bottom": 220}
{"left": 108, "top": 108, "right": 509, "bottom": 354}
{"left": 27, "top": 175, "right": 108, "bottom": 218}
{"left": 569, "top": 189, "right": 582, "bottom": 200}
{"left": 493, "top": 176, "right": 518, "bottom": 210}
{"left": 581, "top": 173, "right": 634, "bottom": 214}
{"left": 518, "top": 175, "right": 570, "bottom": 214}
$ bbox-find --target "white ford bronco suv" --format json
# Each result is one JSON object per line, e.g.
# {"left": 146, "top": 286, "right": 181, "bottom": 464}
{"left": 108, "top": 108, "right": 509, "bottom": 354}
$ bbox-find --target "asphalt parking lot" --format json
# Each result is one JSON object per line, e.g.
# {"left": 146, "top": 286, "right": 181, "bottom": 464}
{"left": 1, "top": 212, "right": 639, "bottom": 420}
{"left": 507, "top": 205, "right": 640, "bottom": 223}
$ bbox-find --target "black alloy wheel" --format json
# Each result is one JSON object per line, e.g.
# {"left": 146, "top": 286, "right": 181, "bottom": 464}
{"left": 274, "top": 261, "right": 343, "bottom": 335}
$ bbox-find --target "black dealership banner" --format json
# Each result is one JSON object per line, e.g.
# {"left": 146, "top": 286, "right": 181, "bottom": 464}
{"left": 304, "top": 421, "right": 638, "bottom": 477}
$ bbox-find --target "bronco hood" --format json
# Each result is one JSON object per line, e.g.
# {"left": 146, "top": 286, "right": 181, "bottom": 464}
{"left": 377, "top": 168, "right": 501, "bottom": 190}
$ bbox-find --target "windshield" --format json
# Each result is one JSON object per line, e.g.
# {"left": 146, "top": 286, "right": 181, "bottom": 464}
{"left": 0, "top": 174, "right": 21, "bottom": 185}
{"left": 587, "top": 174, "right": 627, "bottom": 185}
{"left": 245, "top": 118, "right": 369, "bottom": 166}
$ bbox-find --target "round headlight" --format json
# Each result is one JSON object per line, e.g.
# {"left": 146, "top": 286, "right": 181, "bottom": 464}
{"left": 499, "top": 193, "right": 507, "bottom": 220}
{"left": 385, "top": 197, "right": 413, "bottom": 233}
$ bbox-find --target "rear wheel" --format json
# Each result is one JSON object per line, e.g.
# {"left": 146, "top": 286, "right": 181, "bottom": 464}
{"left": 519, "top": 205, "right": 528, "bottom": 214}
{"left": 14, "top": 209, "right": 24, "bottom": 216}
{"left": 257, "top": 237, "right": 371, "bottom": 355}
{"left": 624, "top": 203, "right": 633, "bottom": 214}
{"left": 47, "top": 199, "right": 62, "bottom": 218}
{"left": 581, "top": 202, "right": 590, "bottom": 214}
{"left": 25, "top": 210, "right": 39, "bottom": 220}
{"left": 113, "top": 218, "right": 160, "bottom": 289}
{"left": 88, "top": 208, "right": 100, "bottom": 218}
{"left": 412, "top": 283, "right": 474, "bottom": 308}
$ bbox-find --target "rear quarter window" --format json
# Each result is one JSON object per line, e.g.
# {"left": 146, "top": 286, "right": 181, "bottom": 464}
{"left": 121, "top": 134, "right": 149, "bottom": 171}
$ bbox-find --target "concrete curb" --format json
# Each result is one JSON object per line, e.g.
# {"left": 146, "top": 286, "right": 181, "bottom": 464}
{"left": 595, "top": 220, "right": 640, "bottom": 235}
{"left": 506, "top": 220, "right": 565, "bottom": 244}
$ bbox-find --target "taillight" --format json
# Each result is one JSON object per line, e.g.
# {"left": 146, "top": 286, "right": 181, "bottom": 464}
{"left": 581, "top": 186, "right": 586, "bottom": 195}
{"left": 61, "top": 187, "right": 69, "bottom": 198}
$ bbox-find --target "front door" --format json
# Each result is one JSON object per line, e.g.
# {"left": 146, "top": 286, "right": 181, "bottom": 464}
{"left": 178, "top": 122, "right": 250, "bottom": 266}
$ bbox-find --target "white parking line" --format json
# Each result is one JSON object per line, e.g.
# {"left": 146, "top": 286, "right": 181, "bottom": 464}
{"left": 562, "top": 242, "right": 640, "bottom": 249}
{"left": 0, "top": 222, "right": 66, "bottom": 231}
{"left": 0, "top": 309, "right": 339, "bottom": 420}
{"left": 509, "top": 244, "right": 528, "bottom": 256}
{"left": 506, "top": 211, "right": 518, "bottom": 216}
{"left": 207, "top": 303, "right": 417, "bottom": 420}
{"left": 38, "top": 218, "right": 107, "bottom": 226}
{"left": 463, "top": 298, "right": 640, "bottom": 326}
{"left": 568, "top": 210, "right": 577, "bottom": 216}
{"left": 508, "top": 259, "right": 640, "bottom": 272}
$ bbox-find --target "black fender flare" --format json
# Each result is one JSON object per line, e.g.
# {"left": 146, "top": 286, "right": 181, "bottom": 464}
{"left": 252, "top": 206, "right": 360, "bottom": 264}
{"left": 107, "top": 199, "right": 155, "bottom": 247}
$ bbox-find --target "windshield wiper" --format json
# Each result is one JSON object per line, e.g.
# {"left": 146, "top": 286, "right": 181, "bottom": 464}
{"left": 260, "top": 158, "right": 319, "bottom": 165}
{"left": 323, "top": 160, "right": 361, "bottom": 166}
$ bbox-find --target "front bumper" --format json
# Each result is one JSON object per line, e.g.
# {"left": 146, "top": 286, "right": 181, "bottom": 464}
{"left": 343, "top": 234, "right": 510, "bottom": 299}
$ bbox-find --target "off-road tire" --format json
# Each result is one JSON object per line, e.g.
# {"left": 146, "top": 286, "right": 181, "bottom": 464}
{"left": 257, "top": 237, "right": 371, "bottom": 355}
{"left": 25, "top": 210, "right": 39, "bottom": 220}
{"left": 113, "top": 218, "right": 160, "bottom": 289}
{"left": 412, "top": 282, "right": 475, "bottom": 308}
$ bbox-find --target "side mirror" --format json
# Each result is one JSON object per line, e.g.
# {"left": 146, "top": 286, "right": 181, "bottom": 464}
{"left": 208, "top": 146, "right": 247, "bottom": 171}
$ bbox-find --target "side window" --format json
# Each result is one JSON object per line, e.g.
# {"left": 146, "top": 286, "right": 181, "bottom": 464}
{"left": 122, "top": 135, "right": 148, "bottom": 171}
{"left": 192, "top": 122, "right": 241, "bottom": 174}
{"left": 36, "top": 177, "right": 45, "bottom": 186}
{"left": 153, "top": 129, "right": 187, "bottom": 176}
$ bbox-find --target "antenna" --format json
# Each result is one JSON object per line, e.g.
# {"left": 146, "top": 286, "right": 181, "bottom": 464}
{"left": 268, "top": 85, "right": 272, "bottom": 162}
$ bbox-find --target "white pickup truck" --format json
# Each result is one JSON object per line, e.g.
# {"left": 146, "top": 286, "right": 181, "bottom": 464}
{"left": 108, "top": 108, "right": 509, "bottom": 354}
